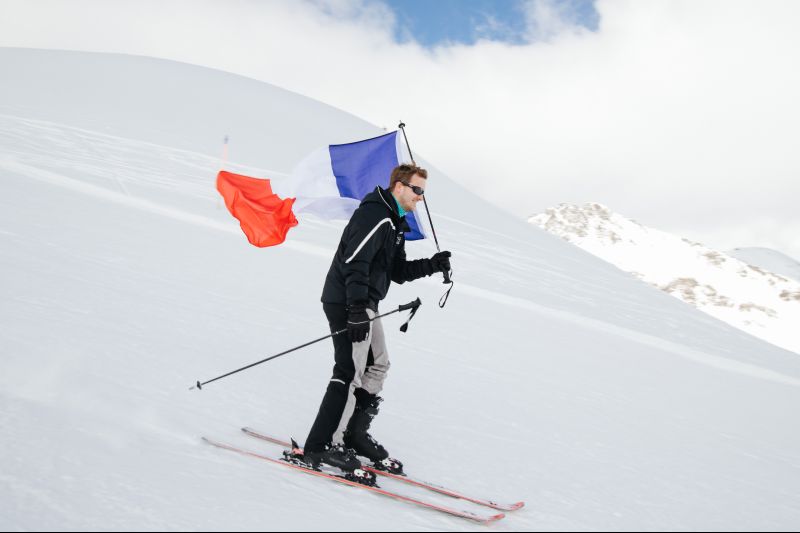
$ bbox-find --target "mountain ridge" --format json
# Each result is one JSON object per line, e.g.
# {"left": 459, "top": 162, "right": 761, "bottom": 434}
{"left": 530, "top": 202, "right": 800, "bottom": 354}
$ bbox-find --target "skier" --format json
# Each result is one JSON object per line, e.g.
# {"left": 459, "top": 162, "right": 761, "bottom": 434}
{"left": 301, "top": 163, "right": 452, "bottom": 475}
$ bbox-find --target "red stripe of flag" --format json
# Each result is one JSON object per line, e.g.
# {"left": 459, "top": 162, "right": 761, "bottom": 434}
{"left": 216, "top": 170, "right": 298, "bottom": 247}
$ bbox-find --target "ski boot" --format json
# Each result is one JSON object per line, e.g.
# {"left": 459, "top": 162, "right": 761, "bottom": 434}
{"left": 296, "top": 440, "right": 377, "bottom": 486}
{"left": 343, "top": 391, "right": 405, "bottom": 475}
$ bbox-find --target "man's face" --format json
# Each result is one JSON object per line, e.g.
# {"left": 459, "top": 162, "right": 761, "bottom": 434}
{"left": 394, "top": 173, "right": 426, "bottom": 212}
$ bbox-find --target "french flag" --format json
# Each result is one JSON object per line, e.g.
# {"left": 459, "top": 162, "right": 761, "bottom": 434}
{"left": 217, "top": 131, "right": 429, "bottom": 247}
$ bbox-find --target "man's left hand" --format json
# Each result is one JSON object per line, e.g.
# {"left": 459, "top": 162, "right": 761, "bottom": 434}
{"left": 430, "top": 251, "right": 452, "bottom": 274}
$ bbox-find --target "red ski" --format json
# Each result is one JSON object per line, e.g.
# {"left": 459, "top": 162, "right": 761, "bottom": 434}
{"left": 202, "top": 437, "right": 504, "bottom": 524}
{"left": 241, "top": 427, "right": 525, "bottom": 513}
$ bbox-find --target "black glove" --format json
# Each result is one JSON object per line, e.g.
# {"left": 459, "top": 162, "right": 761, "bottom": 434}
{"left": 346, "top": 303, "right": 371, "bottom": 343}
{"left": 430, "top": 251, "right": 452, "bottom": 275}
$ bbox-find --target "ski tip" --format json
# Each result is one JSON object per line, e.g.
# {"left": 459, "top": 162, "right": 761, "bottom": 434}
{"left": 492, "top": 501, "right": 524, "bottom": 512}
{"left": 485, "top": 512, "right": 506, "bottom": 522}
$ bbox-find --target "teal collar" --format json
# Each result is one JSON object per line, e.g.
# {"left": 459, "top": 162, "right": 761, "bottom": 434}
{"left": 391, "top": 193, "right": 407, "bottom": 217}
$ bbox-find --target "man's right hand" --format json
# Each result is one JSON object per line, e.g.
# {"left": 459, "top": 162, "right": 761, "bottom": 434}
{"left": 347, "top": 303, "right": 371, "bottom": 343}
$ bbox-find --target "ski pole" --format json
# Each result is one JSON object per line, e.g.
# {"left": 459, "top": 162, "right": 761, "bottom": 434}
{"left": 398, "top": 122, "right": 454, "bottom": 307}
{"left": 398, "top": 122, "right": 451, "bottom": 284}
{"left": 191, "top": 298, "right": 421, "bottom": 391}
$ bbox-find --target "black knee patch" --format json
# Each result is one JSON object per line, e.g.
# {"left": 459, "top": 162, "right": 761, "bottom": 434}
{"left": 353, "top": 387, "right": 382, "bottom": 409}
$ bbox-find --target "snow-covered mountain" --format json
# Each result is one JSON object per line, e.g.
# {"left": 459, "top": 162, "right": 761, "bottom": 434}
{"left": 2, "top": 48, "right": 800, "bottom": 531}
{"left": 729, "top": 247, "right": 800, "bottom": 284}
{"left": 529, "top": 203, "right": 800, "bottom": 355}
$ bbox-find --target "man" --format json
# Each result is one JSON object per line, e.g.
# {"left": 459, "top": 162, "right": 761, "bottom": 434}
{"left": 301, "top": 163, "right": 451, "bottom": 477}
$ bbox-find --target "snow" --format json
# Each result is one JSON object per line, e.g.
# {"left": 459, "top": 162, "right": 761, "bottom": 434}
{"left": 729, "top": 247, "right": 800, "bottom": 284}
{"left": 1, "top": 48, "right": 800, "bottom": 531}
{"left": 530, "top": 203, "right": 800, "bottom": 355}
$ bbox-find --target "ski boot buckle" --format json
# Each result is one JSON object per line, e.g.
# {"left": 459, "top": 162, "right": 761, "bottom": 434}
{"left": 373, "top": 457, "right": 404, "bottom": 476}
{"left": 345, "top": 468, "right": 378, "bottom": 487}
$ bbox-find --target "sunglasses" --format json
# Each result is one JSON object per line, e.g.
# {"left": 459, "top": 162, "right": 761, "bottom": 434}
{"left": 401, "top": 182, "right": 425, "bottom": 196}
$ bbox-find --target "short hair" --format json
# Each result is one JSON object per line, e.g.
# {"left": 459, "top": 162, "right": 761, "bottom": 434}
{"left": 389, "top": 164, "right": 428, "bottom": 190}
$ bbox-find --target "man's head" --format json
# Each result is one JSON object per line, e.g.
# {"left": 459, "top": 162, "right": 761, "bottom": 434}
{"left": 389, "top": 164, "right": 427, "bottom": 213}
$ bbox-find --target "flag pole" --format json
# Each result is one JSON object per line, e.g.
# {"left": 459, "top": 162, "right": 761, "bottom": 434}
{"left": 398, "top": 121, "right": 452, "bottom": 287}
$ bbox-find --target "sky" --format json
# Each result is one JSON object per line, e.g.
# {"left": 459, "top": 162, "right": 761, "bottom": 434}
{"left": 383, "top": 0, "right": 598, "bottom": 46}
{"left": 0, "top": 0, "right": 798, "bottom": 259}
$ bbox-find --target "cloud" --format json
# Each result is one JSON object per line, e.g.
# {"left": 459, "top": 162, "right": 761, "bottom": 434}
{"left": 522, "top": 0, "right": 594, "bottom": 41}
{"left": 1, "top": 0, "right": 799, "bottom": 258}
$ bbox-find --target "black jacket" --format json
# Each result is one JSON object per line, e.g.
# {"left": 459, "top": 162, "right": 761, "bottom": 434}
{"left": 321, "top": 187, "right": 434, "bottom": 310}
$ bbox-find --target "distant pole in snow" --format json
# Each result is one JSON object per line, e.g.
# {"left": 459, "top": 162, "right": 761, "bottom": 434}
{"left": 218, "top": 135, "right": 230, "bottom": 210}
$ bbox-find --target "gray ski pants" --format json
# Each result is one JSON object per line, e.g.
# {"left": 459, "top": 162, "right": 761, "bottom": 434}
{"left": 332, "top": 308, "right": 390, "bottom": 444}
{"left": 304, "top": 305, "right": 391, "bottom": 453}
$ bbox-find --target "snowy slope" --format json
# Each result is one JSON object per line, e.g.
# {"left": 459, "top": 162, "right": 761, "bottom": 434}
{"left": 2, "top": 48, "right": 800, "bottom": 531}
{"left": 729, "top": 247, "right": 800, "bottom": 284}
{"left": 530, "top": 203, "right": 800, "bottom": 355}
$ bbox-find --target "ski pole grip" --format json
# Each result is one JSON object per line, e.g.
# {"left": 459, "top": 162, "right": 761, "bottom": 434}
{"left": 398, "top": 298, "right": 422, "bottom": 313}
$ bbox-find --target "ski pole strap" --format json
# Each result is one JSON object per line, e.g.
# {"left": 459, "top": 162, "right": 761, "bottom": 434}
{"left": 399, "top": 297, "right": 422, "bottom": 333}
{"left": 439, "top": 273, "right": 454, "bottom": 309}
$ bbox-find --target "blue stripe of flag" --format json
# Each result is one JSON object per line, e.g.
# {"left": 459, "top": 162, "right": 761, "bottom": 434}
{"left": 329, "top": 131, "right": 424, "bottom": 240}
